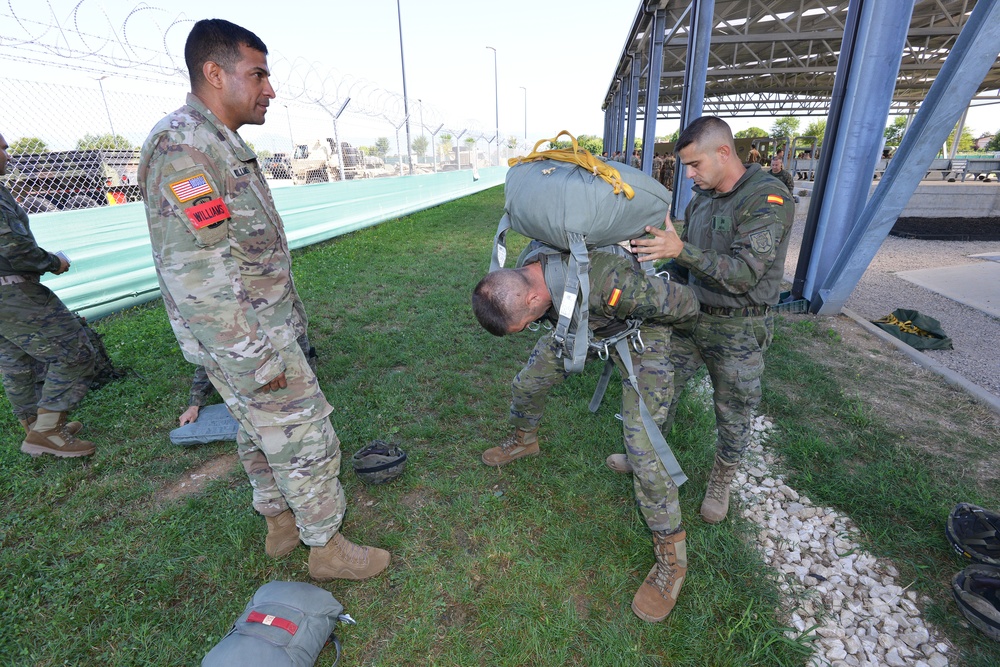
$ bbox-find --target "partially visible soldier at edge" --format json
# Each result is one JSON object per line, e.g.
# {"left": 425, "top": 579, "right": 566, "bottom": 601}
{"left": 767, "top": 154, "right": 796, "bottom": 197}
{"left": 631, "top": 116, "right": 794, "bottom": 526}
{"left": 138, "top": 18, "right": 389, "bottom": 580}
{"left": 0, "top": 132, "right": 96, "bottom": 458}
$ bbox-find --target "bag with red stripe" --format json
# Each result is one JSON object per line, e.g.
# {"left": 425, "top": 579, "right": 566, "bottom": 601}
{"left": 202, "top": 581, "right": 355, "bottom": 667}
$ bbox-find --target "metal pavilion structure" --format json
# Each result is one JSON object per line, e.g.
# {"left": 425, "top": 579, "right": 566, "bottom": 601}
{"left": 601, "top": 0, "right": 1000, "bottom": 315}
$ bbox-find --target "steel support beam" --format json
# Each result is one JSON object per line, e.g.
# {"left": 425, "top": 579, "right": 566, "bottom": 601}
{"left": 641, "top": 8, "right": 668, "bottom": 174}
{"left": 671, "top": 0, "right": 714, "bottom": 220}
{"left": 809, "top": 0, "right": 1000, "bottom": 315}
{"left": 792, "top": 0, "right": 915, "bottom": 311}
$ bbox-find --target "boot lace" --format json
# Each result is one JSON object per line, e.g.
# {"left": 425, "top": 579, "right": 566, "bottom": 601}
{"left": 336, "top": 535, "right": 369, "bottom": 564}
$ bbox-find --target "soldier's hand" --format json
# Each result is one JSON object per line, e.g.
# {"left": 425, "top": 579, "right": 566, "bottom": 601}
{"left": 261, "top": 373, "right": 288, "bottom": 392}
{"left": 631, "top": 213, "right": 684, "bottom": 262}
{"left": 53, "top": 256, "right": 70, "bottom": 274}
{"left": 179, "top": 405, "right": 200, "bottom": 426}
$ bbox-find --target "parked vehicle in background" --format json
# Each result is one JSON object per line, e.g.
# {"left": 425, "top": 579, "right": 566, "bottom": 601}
{"left": 4, "top": 149, "right": 141, "bottom": 212}
{"left": 290, "top": 139, "right": 367, "bottom": 184}
{"left": 261, "top": 153, "right": 292, "bottom": 180}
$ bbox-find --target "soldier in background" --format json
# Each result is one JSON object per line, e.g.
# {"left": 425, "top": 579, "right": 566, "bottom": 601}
{"left": 767, "top": 154, "right": 796, "bottom": 196}
{"left": 661, "top": 154, "right": 676, "bottom": 191}
{"left": 139, "top": 19, "right": 388, "bottom": 581}
{"left": 652, "top": 153, "right": 665, "bottom": 184}
{"left": 745, "top": 146, "right": 762, "bottom": 165}
{"left": 0, "top": 132, "right": 96, "bottom": 458}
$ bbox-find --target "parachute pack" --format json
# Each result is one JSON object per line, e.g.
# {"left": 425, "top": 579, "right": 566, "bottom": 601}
{"left": 490, "top": 132, "right": 686, "bottom": 486}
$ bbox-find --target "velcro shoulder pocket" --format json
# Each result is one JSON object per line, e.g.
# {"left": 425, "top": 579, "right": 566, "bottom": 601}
{"left": 161, "top": 168, "right": 230, "bottom": 247}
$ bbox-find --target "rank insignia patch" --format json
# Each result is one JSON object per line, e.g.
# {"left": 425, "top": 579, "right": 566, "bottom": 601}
{"left": 169, "top": 174, "right": 214, "bottom": 202}
{"left": 608, "top": 288, "right": 622, "bottom": 307}
{"left": 766, "top": 194, "right": 784, "bottom": 205}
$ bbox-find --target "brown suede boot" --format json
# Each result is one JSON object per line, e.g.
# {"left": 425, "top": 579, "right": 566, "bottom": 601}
{"left": 21, "top": 408, "right": 95, "bottom": 458}
{"left": 632, "top": 529, "right": 687, "bottom": 622}
{"left": 605, "top": 453, "right": 633, "bottom": 473}
{"left": 309, "top": 533, "right": 390, "bottom": 581}
{"left": 481, "top": 427, "right": 539, "bottom": 467}
{"left": 700, "top": 454, "right": 740, "bottom": 523}
{"left": 264, "top": 510, "right": 300, "bottom": 558}
{"left": 20, "top": 415, "right": 84, "bottom": 436}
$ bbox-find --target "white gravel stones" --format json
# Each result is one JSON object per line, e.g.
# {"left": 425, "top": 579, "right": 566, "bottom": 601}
{"left": 722, "top": 401, "right": 954, "bottom": 666}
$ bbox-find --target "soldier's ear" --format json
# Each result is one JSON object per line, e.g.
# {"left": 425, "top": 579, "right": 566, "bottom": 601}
{"left": 202, "top": 61, "right": 225, "bottom": 90}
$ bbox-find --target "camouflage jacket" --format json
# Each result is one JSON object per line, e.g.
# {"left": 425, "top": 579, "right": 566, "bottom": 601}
{"left": 139, "top": 94, "right": 327, "bottom": 423}
{"left": 536, "top": 250, "right": 699, "bottom": 332}
{"left": 677, "top": 164, "right": 794, "bottom": 309}
{"left": 767, "top": 168, "right": 795, "bottom": 195}
{"left": 0, "top": 184, "right": 60, "bottom": 277}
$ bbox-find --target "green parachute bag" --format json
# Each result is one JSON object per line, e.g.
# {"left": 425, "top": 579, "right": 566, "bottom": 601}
{"left": 871, "top": 308, "right": 953, "bottom": 350}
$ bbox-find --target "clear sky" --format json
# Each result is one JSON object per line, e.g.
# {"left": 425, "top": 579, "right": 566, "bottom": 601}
{"left": 3, "top": 0, "right": 997, "bottom": 148}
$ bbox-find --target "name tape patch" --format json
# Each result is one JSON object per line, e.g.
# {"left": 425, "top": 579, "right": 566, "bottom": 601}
{"left": 169, "top": 173, "right": 214, "bottom": 202}
{"left": 766, "top": 194, "right": 784, "bottom": 205}
{"left": 185, "top": 197, "right": 231, "bottom": 228}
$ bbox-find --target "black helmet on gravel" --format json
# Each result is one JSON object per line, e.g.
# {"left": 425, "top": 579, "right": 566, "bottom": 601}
{"left": 946, "top": 503, "right": 1000, "bottom": 566}
{"left": 351, "top": 440, "right": 407, "bottom": 485}
{"left": 951, "top": 564, "right": 1000, "bottom": 642}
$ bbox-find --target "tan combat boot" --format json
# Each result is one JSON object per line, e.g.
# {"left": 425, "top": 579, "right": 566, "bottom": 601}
{"left": 309, "top": 533, "right": 390, "bottom": 581}
{"left": 264, "top": 509, "right": 300, "bottom": 558}
{"left": 605, "top": 453, "right": 633, "bottom": 473}
{"left": 632, "top": 529, "right": 688, "bottom": 622}
{"left": 20, "top": 408, "right": 95, "bottom": 458}
{"left": 700, "top": 454, "right": 740, "bottom": 523}
{"left": 481, "top": 427, "right": 539, "bottom": 467}
{"left": 20, "top": 415, "right": 83, "bottom": 436}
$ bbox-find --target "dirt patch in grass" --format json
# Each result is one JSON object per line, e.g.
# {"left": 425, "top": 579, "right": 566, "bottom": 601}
{"left": 777, "top": 314, "right": 1000, "bottom": 491}
{"left": 154, "top": 452, "right": 238, "bottom": 505}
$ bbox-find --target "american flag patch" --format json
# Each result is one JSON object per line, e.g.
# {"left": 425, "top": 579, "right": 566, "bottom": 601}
{"left": 608, "top": 288, "right": 622, "bottom": 307}
{"left": 169, "top": 173, "right": 213, "bottom": 202}
{"left": 766, "top": 194, "right": 784, "bottom": 205}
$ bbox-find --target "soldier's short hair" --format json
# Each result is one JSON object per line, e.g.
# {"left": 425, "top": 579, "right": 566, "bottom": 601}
{"left": 472, "top": 269, "right": 530, "bottom": 336}
{"left": 676, "top": 116, "right": 735, "bottom": 154}
{"left": 185, "top": 19, "right": 268, "bottom": 91}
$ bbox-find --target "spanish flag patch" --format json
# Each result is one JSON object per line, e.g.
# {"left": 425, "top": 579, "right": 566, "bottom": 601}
{"left": 608, "top": 288, "right": 622, "bottom": 307}
{"left": 767, "top": 194, "right": 784, "bottom": 205}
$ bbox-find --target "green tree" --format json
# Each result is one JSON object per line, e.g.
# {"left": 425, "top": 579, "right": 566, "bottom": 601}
{"left": 802, "top": 120, "right": 827, "bottom": 148}
{"left": 412, "top": 135, "right": 429, "bottom": 158}
{"left": 884, "top": 116, "right": 908, "bottom": 146}
{"left": 946, "top": 125, "right": 976, "bottom": 153}
{"left": 439, "top": 133, "right": 453, "bottom": 157}
{"left": 76, "top": 133, "right": 135, "bottom": 150}
{"left": 577, "top": 134, "right": 603, "bottom": 155}
{"left": 734, "top": 127, "right": 768, "bottom": 139}
{"left": 769, "top": 117, "right": 800, "bottom": 140}
{"left": 374, "top": 137, "right": 390, "bottom": 159}
{"left": 256, "top": 148, "right": 273, "bottom": 158}
{"left": 9, "top": 136, "right": 48, "bottom": 154}
{"left": 505, "top": 135, "right": 519, "bottom": 150}
{"left": 986, "top": 132, "right": 1000, "bottom": 152}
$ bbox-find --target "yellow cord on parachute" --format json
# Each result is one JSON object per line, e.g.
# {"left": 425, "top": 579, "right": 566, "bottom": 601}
{"left": 873, "top": 313, "right": 936, "bottom": 338}
{"left": 508, "top": 130, "right": 635, "bottom": 199}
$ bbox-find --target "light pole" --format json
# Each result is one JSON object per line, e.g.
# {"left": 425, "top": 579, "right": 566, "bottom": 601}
{"left": 95, "top": 76, "right": 116, "bottom": 141}
{"left": 418, "top": 98, "right": 425, "bottom": 164}
{"left": 486, "top": 46, "right": 499, "bottom": 166}
{"left": 519, "top": 86, "right": 527, "bottom": 147}
{"left": 396, "top": 0, "right": 414, "bottom": 175}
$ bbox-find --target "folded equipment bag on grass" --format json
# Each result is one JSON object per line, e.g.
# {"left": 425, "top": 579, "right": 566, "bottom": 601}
{"left": 202, "top": 581, "right": 354, "bottom": 667}
{"left": 872, "top": 308, "right": 953, "bottom": 350}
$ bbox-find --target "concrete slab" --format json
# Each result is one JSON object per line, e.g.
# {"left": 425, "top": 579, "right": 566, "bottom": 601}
{"left": 896, "top": 262, "right": 1000, "bottom": 318}
{"left": 970, "top": 252, "right": 1000, "bottom": 263}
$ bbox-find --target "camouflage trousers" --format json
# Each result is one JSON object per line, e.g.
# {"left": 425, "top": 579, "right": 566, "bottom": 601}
{"left": 204, "top": 342, "right": 345, "bottom": 547}
{"left": 510, "top": 327, "right": 682, "bottom": 532}
{"left": 667, "top": 311, "right": 774, "bottom": 464}
{"left": 0, "top": 281, "right": 95, "bottom": 420}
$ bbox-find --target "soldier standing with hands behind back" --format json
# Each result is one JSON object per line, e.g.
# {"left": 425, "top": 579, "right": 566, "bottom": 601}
{"left": 139, "top": 19, "right": 388, "bottom": 580}
{"left": 0, "top": 132, "right": 96, "bottom": 458}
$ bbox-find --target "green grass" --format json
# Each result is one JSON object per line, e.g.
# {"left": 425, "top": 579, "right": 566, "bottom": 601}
{"left": 0, "top": 187, "right": 995, "bottom": 665}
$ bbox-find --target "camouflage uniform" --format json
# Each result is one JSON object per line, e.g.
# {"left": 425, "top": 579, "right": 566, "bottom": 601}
{"left": 661, "top": 157, "right": 675, "bottom": 191}
{"left": 767, "top": 168, "right": 795, "bottom": 196}
{"left": 668, "top": 163, "right": 794, "bottom": 464}
{"left": 139, "top": 93, "right": 342, "bottom": 547}
{"left": 0, "top": 183, "right": 95, "bottom": 422}
{"left": 509, "top": 251, "right": 698, "bottom": 531}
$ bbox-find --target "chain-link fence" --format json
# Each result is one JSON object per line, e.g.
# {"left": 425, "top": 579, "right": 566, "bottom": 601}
{"left": 1, "top": 76, "right": 526, "bottom": 213}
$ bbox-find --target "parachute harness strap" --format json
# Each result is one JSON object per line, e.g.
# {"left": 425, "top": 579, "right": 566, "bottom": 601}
{"left": 508, "top": 130, "right": 636, "bottom": 199}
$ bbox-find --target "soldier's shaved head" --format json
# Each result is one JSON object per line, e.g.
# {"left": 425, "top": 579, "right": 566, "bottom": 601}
{"left": 472, "top": 269, "right": 531, "bottom": 336}
{"left": 675, "top": 116, "right": 735, "bottom": 155}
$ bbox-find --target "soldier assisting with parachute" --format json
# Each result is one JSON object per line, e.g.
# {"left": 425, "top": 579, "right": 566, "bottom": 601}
{"left": 473, "top": 132, "right": 699, "bottom": 622}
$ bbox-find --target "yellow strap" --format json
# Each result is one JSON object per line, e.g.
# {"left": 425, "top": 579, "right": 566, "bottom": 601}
{"left": 874, "top": 313, "right": 935, "bottom": 338}
{"left": 507, "top": 130, "right": 635, "bottom": 199}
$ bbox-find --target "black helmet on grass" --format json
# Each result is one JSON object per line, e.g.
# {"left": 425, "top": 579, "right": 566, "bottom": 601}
{"left": 351, "top": 440, "right": 407, "bottom": 485}
{"left": 946, "top": 503, "right": 1000, "bottom": 566}
{"left": 951, "top": 564, "right": 1000, "bottom": 641}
